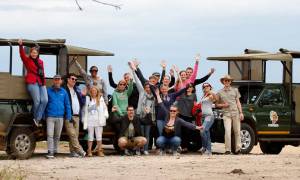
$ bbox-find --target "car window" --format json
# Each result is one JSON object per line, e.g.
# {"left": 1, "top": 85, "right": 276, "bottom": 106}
{"left": 259, "top": 88, "right": 284, "bottom": 106}
{"left": 0, "top": 47, "right": 10, "bottom": 72}
{"left": 239, "top": 85, "right": 263, "bottom": 104}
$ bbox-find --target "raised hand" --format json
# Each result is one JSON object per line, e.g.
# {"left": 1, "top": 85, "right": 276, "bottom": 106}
{"left": 18, "top": 39, "right": 23, "bottom": 45}
{"left": 160, "top": 60, "right": 167, "bottom": 69}
{"left": 169, "top": 68, "right": 174, "bottom": 76}
{"left": 107, "top": 65, "right": 113, "bottom": 72}
{"left": 132, "top": 59, "right": 140, "bottom": 67}
{"left": 128, "top": 61, "right": 136, "bottom": 70}
{"left": 172, "top": 65, "right": 180, "bottom": 73}
{"left": 209, "top": 68, "right": 215, "bottom": 75}
{"left": 195, "top": 53, "right": 201, "bottom": 62}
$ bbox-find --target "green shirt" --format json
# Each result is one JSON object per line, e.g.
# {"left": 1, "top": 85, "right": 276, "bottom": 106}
{"left": 112, "top": 80, "right": 133, "bottom": 116}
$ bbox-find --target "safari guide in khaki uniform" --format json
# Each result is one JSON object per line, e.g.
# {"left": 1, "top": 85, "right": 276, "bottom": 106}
{"left": 216, "top": 75, "right": 244, "bottom": 154}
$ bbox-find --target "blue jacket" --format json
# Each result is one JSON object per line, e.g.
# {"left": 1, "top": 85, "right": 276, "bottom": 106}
{"left": 46, "top": 86, "right": 72, "bottom": 121}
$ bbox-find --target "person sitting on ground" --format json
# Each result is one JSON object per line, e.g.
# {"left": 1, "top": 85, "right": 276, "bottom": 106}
{"left": 18, "top": 39, "right": 48, "bottom": 127}
{"left": 45, "top": 75, "right": 71, "bottom": 159}
{"left": 112, "top": 106, "right": 147, "bottom": 156}
{"left": 154, "top": 89, "right": 201, "bottom": 156}
{"left": 107, "top": 65, "right": 139, "bottom": 109}
{"left": 63, "top": 73, "right": 87, "bottom": 158}
{"left": 82, "top": 86, "right": 109, "bottom": 157}
{"left": 73, "top": 59, "right": 108, "bottom": 104}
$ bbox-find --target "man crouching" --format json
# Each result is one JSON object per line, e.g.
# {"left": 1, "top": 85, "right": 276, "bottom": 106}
{"left": 112, "top": 106, "right": 147, "bottom": 156}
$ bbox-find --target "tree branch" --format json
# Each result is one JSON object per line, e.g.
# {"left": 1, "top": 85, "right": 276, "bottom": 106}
{"left": 74, "top": 0, "right": 122, "bottom": 11}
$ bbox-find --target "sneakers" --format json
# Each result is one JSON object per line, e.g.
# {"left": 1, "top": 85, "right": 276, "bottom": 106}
{"left": 45, "top": 152, "right": 55, "bottom": 159}
{"left": 200, "top": 148, "right": 206, "bottom": 154}
{"left": 172, "top": 150, "right": 180, "bottom": 156}
{"left": 70, "top": 152, "right": 80, "bottom": 158}
{"left": 124, "top": 149, "right": 132, "bottom": 156}
{"left": 78, "top": 151, "right": 86, "bottom": 158}
{"left": 159, "top": 149, "right": 166, "bottom": 156}
{"left": 224, "top": 151, "right": 232, "bottom": 155}
{"left": 135, "top": 150, "right": 141, "bottom": 156}
{"left": 143, "top": 151, "right": 149, "bottom": 155}
{"left": 203, "top": 150, "right": 212, "bottom": 156}
{"left": 97, "top": 149, "right": 105, "bottom": 157}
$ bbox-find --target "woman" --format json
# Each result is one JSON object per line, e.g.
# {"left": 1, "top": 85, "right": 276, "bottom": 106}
{"left": 199, "top": 83, "right": 216, "bottom": 155}
{"left": 112, "top": 79, "right": 133, "bottom": 117}
{"left": 129, "top": 62, "right": 155, "bottom": 155}
{"left": 174, "top": 55, "right": 199, "bottom": 92}
{"left": 82, "top": 86, "right": 109, "bottom": 157}
{"left": 154, "top": 89, "right": 201, "bottom": 156}
{"left": 18, "top": 39, "right": 48, "bottom": 126}
{"left": 176, "top": 83, "right": 197, "bottom": 152}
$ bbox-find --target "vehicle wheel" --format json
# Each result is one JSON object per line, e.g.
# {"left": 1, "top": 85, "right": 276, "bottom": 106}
{"left": 9, "top": 128, "right": 36, "bottom": 159}
{"left": 231, "top": 123, "right": 255, "bottom": 154}
{"left": 259, "top": 142, "right": 283, "bottom": 154}
{"left": 187, "top": 130, "right": 202, "bottom": 152}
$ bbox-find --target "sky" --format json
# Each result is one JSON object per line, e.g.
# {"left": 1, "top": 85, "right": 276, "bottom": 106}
{"left": 0, "top": 0, "right": 300, "bottom": 94}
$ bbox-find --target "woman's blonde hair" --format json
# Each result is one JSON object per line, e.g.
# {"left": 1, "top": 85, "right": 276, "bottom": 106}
{"left": 89, "top": 86, "right": 102, "bottom": 106}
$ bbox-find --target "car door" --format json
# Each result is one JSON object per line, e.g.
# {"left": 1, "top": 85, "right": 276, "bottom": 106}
{"left": 254, "top": 86, "right": 291, "bottom": 135}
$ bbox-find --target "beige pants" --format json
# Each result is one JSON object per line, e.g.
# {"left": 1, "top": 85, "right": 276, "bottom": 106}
{"left": 64, "top": 116, "right": 83, "bottom": 154}
{"left": 223, "top": 115, "right": 241, "bottom": 152}
{"left": 118, "top": 136, "right": 147, "bottom": 149}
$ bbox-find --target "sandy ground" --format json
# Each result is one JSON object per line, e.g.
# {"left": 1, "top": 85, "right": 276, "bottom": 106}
{"left": 0, "top": 143, "right": 299, "bottom": 180}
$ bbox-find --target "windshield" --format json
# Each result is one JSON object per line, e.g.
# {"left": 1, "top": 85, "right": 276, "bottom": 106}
{"left": 239, "top": 85, "right": 263, "bottom": 104}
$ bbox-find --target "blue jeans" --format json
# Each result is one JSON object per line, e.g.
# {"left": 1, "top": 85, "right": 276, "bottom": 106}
{"left": 200, "top": 115, "right": 215, "bottom": 152}
{"left": 156, "top": 136, "right": 181, "bottom": 151}
{"left": 156, "top": 120, "right": 165, "bottom": 136}
{"left": 141, "top": 125, "right": 151, "bottom": 151}
{"left": 47, "top": 117, "right": 64, "bottom": 153}
{"left": 27, "top": 83, "right": 48, "bottom": 121}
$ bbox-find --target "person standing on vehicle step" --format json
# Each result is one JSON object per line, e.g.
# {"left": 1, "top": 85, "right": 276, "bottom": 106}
{"left": 64, "top": 73, "right": 86, "bottom": 158}
{"left": 73, "top": 59, "right": 108, "bottom": 104}
{"left": 18, "top": 39, "right": 48, "bottom": 127}
{"left": 216, "top": 75, "right": 244, "bottom": 155}
{"left": 45, "top": 75, "right": 72, "bottom": 159}
{"left": 82, "top": 86, "right": 109, "bottom": 157}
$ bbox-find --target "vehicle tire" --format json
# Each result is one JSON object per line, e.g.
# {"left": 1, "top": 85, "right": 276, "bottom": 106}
{"left": 231, "top": 123, "right": 255, "bottom": 154}
{"left": 8, "top": 128, "right": 36, "bottom": 160}
{"left": 187, "top": 130, "right": 202, "bottom": 152}
{"left": 259, "top": 142, "right": 283, "bottom": 154}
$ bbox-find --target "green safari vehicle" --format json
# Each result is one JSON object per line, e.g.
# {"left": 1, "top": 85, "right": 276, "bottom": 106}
{"left": 0, "top": 38, "right": 116, "bottom": 159}
{"left": 207, "top": 49, "right": 300, "bottom": 154}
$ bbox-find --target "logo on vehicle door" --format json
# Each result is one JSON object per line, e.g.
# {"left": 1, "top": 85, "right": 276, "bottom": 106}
{"left": 268, "top": 111, "right": 279, "bottom": 127}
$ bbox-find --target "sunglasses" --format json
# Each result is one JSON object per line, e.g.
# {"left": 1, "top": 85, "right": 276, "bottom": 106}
{"left": 54, "top": 78, "right": 61, "bottom": 81}
{"left": 91, "top": 70, "right": 98, "bottom": 72}
{"left": 70, "top": 77, "right": 77, "bottom": 81}
{"left": 170, "top": 110, "right": 177, "bottom": 113}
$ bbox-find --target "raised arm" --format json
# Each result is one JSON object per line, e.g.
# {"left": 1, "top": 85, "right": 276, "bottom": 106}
{"left": 160, "top": 60, "right": 167, "bottom": 84}
{"left": 187, "top": 55, "right": 200, "bottom": 84}
{"left": 18, "top": 39, "right": 29, "bottom": 63}
{"left": 194, "top": 68, "right": 215, "bottom": 86}
{"left": 169, "top": 68, "right": 176, "bottom": 87}
{"left": 74, "top": 59, "right": 91, "bottom": 85}
{"left": 133, "top": 70, "right": 144, "bottom": 93}
{"left": 107, "top": 65, "right": 118, "bottom": 88}
{"left": 126, "top": 79, "right": 134, "bottom": 97}
{"left": 135, "top": 67, "right": 147, "bottom": 86}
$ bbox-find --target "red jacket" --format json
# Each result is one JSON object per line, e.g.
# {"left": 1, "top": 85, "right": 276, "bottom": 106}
{"left": 192, "top": 103, "right": 202, "bottom": 126}
{"left": 19, "top": 45, "right": 46, "bottom": 85}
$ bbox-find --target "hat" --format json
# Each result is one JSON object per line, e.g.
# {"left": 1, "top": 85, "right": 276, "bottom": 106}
{"left": 152, "top": 72, "right": 160, "bottom": 77}
{"left": 53, "top": 74, "right": 62, "bottom": 79}
{"left": 89, "top": 66, "right": 98, "bottom": 72}
{"left": 220, "top": 75, "right": 234, "bottom": 84}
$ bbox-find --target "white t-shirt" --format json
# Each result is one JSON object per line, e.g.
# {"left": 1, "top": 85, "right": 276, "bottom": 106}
{"left": 70, "top": 88, "right": 80, "bottom": 115}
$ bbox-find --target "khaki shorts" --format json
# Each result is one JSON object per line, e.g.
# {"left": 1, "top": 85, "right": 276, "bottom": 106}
{"left": 118, "top": 136, "right": 146, "bottom": 149}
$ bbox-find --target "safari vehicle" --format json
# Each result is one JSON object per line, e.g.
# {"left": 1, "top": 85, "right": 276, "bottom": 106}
{"left": 0, "top": 38, "right": 115, "bottom": 159}
{"left": 207, "top": 48, "right": 300, "bottom": 154}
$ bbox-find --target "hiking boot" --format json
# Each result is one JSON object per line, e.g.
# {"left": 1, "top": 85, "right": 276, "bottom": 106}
{"left": 78, "top": 151, "right": 86, "bottom": 158}
{"left": 200, "top": 148, "right": 206, "bottom": 154}
{"left": 97, "top": 149, "right": 105, "bottom": 157}
{"left": 45, "top": 152, "right": 55, "bottom": 159}
{"left": 224, "top": 151, "right": 232, "bottom": 155}
{"left": 70, "top": 152, "right": 80, "bottom": 158}
{"left": 87, "top": 149, "right": 93, "bottom": 157}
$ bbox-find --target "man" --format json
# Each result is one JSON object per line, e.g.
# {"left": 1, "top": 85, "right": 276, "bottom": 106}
{"left": 107, "top": 65, "right": 139, "bottom": 109}
{"left": 112, "top": 106, "right": 147, "bottom": 156}
{"left": 74, "top": 60, "right": 108, "bottom": 104}
{"left": 216, "top": 75, "right": 244, "bottom": 154}
{"left": 64, "top": 73, "right": 86, "bottom": 158}
{"left": 45, "top": 75, "right": 71, "bottom": 159}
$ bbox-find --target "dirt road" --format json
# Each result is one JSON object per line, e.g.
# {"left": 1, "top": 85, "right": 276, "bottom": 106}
{"left": 0, "top": 143, "right": 299, "bottom": 180}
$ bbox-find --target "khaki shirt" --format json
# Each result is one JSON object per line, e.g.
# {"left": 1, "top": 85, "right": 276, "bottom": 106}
{"left": 217, "top": 87, "right": 241, "bottom": 117}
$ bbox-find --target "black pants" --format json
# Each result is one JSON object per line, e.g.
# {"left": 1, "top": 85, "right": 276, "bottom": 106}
{"left": 178, "top": 114, "right": 195, "bottom": 150}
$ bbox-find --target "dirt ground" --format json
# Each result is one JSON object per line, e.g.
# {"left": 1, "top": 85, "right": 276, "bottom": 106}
{"left": 0, "top": 142, "right": 299, "bottom": 180}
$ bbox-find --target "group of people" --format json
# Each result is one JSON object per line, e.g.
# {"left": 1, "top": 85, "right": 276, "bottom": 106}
{"left": 19, "top": 38, "right": 244, "bottom": 158}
